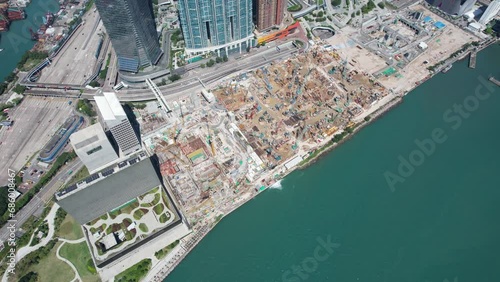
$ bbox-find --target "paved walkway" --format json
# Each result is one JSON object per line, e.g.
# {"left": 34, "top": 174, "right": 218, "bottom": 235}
{"left": 56, "top": 241, "right": 82, "bottom": 282}
{"left": 2, "top": 204, "right": 59, "bottom": 282}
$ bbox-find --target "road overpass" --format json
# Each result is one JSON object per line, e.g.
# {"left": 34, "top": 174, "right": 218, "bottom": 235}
{"left": 82, "top": 41, "right": 301, "bottom": 101}
{"left": 24, "top": 41, "right": 303, "bottom": 102}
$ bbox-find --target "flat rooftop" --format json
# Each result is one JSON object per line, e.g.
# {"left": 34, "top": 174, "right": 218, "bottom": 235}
{"left": 57, "top": 157, "right": 161, "bottom": 224}
{"left": 94, "top": 92, "right": 127, "bottom": 121}
{"left": 70, "top": 123, "right": 107, "bottom": 148}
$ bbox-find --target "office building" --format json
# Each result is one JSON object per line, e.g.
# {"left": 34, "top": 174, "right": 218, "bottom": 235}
{"left": 95, "top": 0, "right": 163, "bottom": 72}
{"left": 95, "top": 92, "right": 142, "bottom": 156}
{"left": 479, "top": 0, "right": 500, "bottom": 25}
{"left": 177, "top": 0, "right": 254, "bottom": 56}
{"left": 70, "top": 123, "right": 119, "bottom": 173}
{"left": 427, "top": 0, "right": 477, "bottom": 16}
{"left": 254, "top": 0, "right": 286, "bottom": 31}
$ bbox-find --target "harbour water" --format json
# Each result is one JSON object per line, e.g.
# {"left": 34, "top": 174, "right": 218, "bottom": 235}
{"left": 166, "top": 44, "right": 500, "bottom": 282}
{"left": 0, "top": 0, "right": 59, "bottom": 83}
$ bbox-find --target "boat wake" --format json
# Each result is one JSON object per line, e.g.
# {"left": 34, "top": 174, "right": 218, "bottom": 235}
{"left": 270, "top": 180, "right": 283, "bottom": 190}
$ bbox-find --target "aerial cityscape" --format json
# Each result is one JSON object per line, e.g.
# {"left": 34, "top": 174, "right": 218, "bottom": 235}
{"left": 0, "top": 0, "right": 499, "bottom": 281}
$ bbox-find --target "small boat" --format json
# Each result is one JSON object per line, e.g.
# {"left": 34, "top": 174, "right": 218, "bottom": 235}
{"left": 0, "top": 49, "right": 3, "bottom": 52}
{"left": 442, "top": 64, "right": 452, "bottom": 73}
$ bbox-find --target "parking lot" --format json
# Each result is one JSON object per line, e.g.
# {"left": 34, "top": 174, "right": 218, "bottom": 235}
{"left": 38, "top": 10, "right": 105, "bottom": 85}
{"left": 0, "top": 97, "right": 75, "bottom": 186}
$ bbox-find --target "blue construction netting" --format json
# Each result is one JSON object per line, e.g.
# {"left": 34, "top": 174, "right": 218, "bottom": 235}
{"left": 434, "top": 21, "right": 446, "bottom": 29}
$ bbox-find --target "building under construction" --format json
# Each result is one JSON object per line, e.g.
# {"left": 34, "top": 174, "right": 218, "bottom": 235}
{"left": 212, "top": 45, "right": 389, "bottom": 169}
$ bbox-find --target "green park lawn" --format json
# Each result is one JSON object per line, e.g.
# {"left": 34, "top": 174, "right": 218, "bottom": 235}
{"left": 56, "top": 214, "right": 84, "bottom": 240}
{"left": 59, "top": 242, "right": 100, "bottom": 282}
{"left": 30, "top": 241, "right": 74, "bottom": 282}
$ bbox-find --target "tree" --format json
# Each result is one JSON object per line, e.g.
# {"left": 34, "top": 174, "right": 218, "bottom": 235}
{"left": 206, "top": 59, "right": 215, "bottom": 67}
{"left": 19, "top": 271, "right": 39, "bottom": 282}
{"left": 200, "top": 63, "right": 206, "bottom": 68}
{"left": 377, "top": 2, "right": 385, "bottom": 9}
{"left": 168, "top": 74, "right": 181, "bottom": 81}
{"left": 89, "top": 81, "right": 100, "bottom": 87}
{"left": 222, "top": 55, "right": 228, "bottom": 62}
{"left": 13, "top": 84, "right": 26, "bottom": 94}
{"left": 215, "top": 57, "right": 223, "bottom": 63}
{"left": 331, "top": 0, "right": 341, "bottom": 6}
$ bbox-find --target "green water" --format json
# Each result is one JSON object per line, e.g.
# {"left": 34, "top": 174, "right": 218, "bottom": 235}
{"left": 0, "top": 0, "right": 59, "bottom": 82}
{"left": 167, "top": 45, "right": 500, "bottom": 282}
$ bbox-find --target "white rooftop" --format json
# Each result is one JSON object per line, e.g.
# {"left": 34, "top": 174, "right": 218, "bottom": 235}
{"left": 95, "top": 92, "right": 127, "bottom": 121}
{"left": 70, "top": 123, "right": 107, "bottom": 146}
{"left": 418, "top": 42, "right": 428, "bottom": 49}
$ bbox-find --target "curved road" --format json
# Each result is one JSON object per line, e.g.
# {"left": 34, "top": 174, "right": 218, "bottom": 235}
{"left": 1, "top": 204, "right": 58, "bottom": 282}
{"left": 56, "top": 238, "right": 87, "bottom": 282}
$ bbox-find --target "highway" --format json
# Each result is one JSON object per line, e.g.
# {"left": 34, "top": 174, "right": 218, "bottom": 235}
{"left": 0, "top": 159, "right": 83, "bottom": 242}
{"left": 81, "top": 41, "right": 301, "bottom": 101}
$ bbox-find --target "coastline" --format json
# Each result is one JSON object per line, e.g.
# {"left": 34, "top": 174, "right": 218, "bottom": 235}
{"left": 150, "top": 40, "right": 499, "bottom": 281}
{"left": 295, "top": 39, "right": 499, "bottom": 170}
{"left": 151, "top": 95, "right": 406, "bottom": 282}
{"left": 296, "top": 95, "right": 403, "bottom": 169}
{"left": 1, "top": 1, "right": 497, "bottom": 277}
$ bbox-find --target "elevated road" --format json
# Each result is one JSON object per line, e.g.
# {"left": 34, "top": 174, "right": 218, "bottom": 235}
{"left": 81, "top": 42, "right": 300, "bottom": 101}
{"left": 23, "top": 41, "right": 303, "bottom": 101}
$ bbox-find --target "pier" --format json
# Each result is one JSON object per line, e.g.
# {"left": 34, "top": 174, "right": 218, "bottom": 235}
{"left": 489, "top": 77, "right": 500, "bottom": 87}
{"left": 469, "top": 49, "right": 477, "bottom": 69}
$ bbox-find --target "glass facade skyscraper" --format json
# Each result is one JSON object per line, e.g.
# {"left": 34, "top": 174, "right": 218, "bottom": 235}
{"left": 178, "top": 0, "right": 254, "bottom": 56}
{"left": 95, "top": 0, "right": 163, "bottom": 72}
{"left": 427, "top": 0, "right": 477, "bottom": 16}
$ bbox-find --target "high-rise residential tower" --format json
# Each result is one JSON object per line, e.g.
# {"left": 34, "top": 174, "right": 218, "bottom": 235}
{"left": 479, "top": 0, "right": 500, "bottom": 25}
{"left": 95, "top": 0, "right": 163, "bottom": 72}
{"left": 254, "top": 0, "right": 286, "bottom": 31}
{"left": 95, "top": 92, "right": 142, "bottom": 157}
{"left": 177, "top": 0, "right": 254, "bottom": 56}
{"left": 427, "top": 0, "right": 477, "bottom": 16}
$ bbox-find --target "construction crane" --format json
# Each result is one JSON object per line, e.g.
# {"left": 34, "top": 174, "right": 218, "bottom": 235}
{"left": 206, "top": 122, "right": 216, "bottom": 156}
{"left": 180, "top": 104, "right": 185, "bottom": 125}
{"left": 341, "top": 57, "right": 349, "bottom": 80}
{"left": 171, "top": 150, "right": 187, "bottom": 165}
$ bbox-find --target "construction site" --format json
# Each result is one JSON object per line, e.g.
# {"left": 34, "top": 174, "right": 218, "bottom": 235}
{"left": 212, "top": 46, "right": 389, "bottom": 169}
{"left": 133, "top": 46, "right": 395, "bottom": 225}
{"left": 138, "top": 89, "right": 262, "bottom": 225}
{"left": 35, "top": 9, "right": 108, "bottom": 86}
{"left": 334, "top": 4, "right": 479, "bottom": 92}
